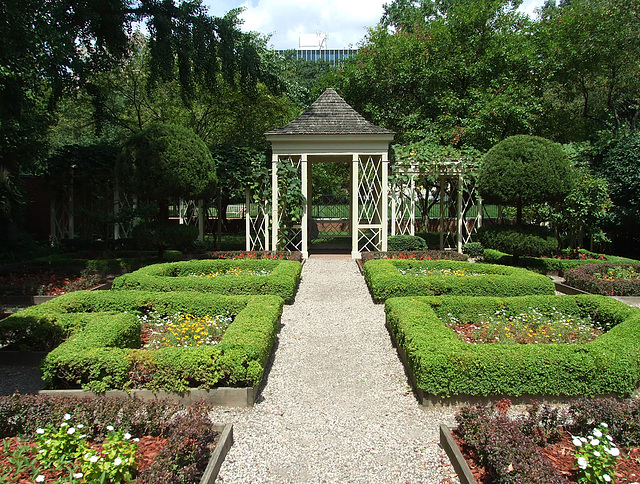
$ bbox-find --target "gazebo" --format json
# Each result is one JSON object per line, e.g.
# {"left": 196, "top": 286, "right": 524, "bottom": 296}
{"left": 249, "top": 88, "right": 395, "bottom": 259}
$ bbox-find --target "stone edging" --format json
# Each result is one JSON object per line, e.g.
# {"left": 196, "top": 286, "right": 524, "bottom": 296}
{"left": 38, "top": 387, "right": 258, "bottom": 407}
{"left": 200, "top": 424, "right": 234, "bottom": 484}
{"left": 439, "top": 424, "right": 476, "bottom": 484}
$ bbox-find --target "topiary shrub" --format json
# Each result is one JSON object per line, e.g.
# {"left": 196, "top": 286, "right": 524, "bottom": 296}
{"left": 477, "top": 135, "right": 572, "bottom": 224}
{"left": 387, "top": 234, "right": 428, "bottom": 251}
{"left": 461, "top": 242, "right": 484, "bottom": 258}
{"left": 477, "top": 224, "right": 557, "bottom": 263}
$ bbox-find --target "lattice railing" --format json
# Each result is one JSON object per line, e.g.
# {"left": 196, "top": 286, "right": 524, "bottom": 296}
{"left": 390, "top": 176, "right": 415, "bottom": 236}
{"left": 357, "top": 156, "right": 384, "bottom": 252}
{"left": 246, "top": 187, "right": 270, "bottom": 251}
{"left": 277, "top": 157, "right": 303, "bottom": 251}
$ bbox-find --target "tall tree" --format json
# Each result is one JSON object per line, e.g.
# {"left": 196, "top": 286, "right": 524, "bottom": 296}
{"left": 0, "top": 0, "right": 279, "bottom": 244}
{"left": 334, "top": 0, "right": 540, "bottom": 148}
{"left": 536, "top": 0, "right": 640, "bottom": 142}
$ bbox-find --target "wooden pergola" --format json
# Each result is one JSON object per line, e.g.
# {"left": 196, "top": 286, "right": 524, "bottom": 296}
{"left": 254, "top": 88, "right": 395, "bottom": 259}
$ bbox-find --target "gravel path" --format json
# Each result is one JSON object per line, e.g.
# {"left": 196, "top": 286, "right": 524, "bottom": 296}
{"left": 211, "top": 258, "right": 459, "bottom": 483}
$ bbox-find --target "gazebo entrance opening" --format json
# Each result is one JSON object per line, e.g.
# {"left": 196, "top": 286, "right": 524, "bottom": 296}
{"left": 308, "top": 159, "right": 351, "bottom": 254}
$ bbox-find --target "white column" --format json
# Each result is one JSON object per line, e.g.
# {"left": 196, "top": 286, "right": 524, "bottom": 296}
{"left": 390, "top": 195, "right": 397, "bottom": 236}
{"left": 198, "top": 199, "right": 204, "bottom": 242}
{"left": 179, "top": 199, "right": 185, "bottom": 224}
{"left": 410, "top": 175, "right": 416, "bottom": 236}
{"left": 113, "top": 188, "right": 120, "bottom": 240}
{"left": 245, "top": 188, "right": 251, "bottom": 251}
{"left": 439, "top": 175, "right": 445, "bottom": 250}
{"left": 301, "top": 154, "right": 309, "bottom": 259}
{"left": 381, "top": 153, "right": 389, "bottom": 251}
{"left": 271, "top": 155, "right": 279, "bottom": 251}
{"left": 457, "top": 174, "right": 463, "bottom": 253}
{"left": 351, "top": 154, "right": 360, "bottom": 258}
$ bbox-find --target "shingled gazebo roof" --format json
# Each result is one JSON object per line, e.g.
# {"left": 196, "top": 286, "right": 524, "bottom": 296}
{"left": 265, "top": 88, "right": 394, "bottom": 136}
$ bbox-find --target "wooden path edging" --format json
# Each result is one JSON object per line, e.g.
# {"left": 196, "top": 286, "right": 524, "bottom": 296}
{"left": 200, "top": 424, "right": 234, "bottom": 484}
{"left": 439, "top": 424, "right": 476, "bottom": 484}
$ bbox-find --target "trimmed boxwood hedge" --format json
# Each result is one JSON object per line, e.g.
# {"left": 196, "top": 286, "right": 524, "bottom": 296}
{"left": 386, "top": 295, "right": 640, "bottom": 398}
{"left": 565, "top": 263, "right": 640, "bottom": 296}
{"left": 484, "top": 248, "right": 638, "bottom": 275}
{"left": 111, "top": 259, "right": 302, "bottom": 302}
{"left": 0, "top": 290, "right": 284, "bottom": 392}
{"left": 363, "top": 259, "right": 555, "bottom": 301}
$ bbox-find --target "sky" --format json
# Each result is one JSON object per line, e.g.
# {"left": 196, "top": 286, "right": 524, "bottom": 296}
{"left": 202, "top": 0, "right": 547, "bottom": 50}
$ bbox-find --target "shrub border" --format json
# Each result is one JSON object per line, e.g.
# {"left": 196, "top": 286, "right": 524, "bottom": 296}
{"left": 111, "top": 259, "right": 302, "bottom": 303}
{"left": 364, "top": 259, "right": 555, "bottom": 301}
{"left": 386, "top": 295, "right": 640, "bottom": 404}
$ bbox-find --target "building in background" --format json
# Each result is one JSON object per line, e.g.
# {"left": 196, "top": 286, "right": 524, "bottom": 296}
{"left": 275, "top": 33, "right": 357, "bottom": 65}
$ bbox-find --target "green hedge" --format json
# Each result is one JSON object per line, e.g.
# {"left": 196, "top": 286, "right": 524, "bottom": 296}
{"left": 111, "top": 259, "right": 302, "bottom": 303}
{"left": 484, "top": 248, "right": 639, "bottom": 275}
{"left": 0, "top": 290, "right": 284, "bottom": 392}
{"left": 363, "top": 259, "right": 555, "bottom": 301}
{"left": 386, "top": 295, "right": 640, "bottom": 397}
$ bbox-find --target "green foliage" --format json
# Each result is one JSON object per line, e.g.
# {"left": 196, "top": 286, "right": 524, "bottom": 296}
{"left": 335, "top": 0, "right": 540, "bottom": 147}
{"left": 361, "top": 250, "right": 467, "bottom": 263}
{"left": 386, "top": 295, "right": 640, "bottom": 397}
{"left": 117, "top": 123, "right": 217, "bottom": 202}
{"left": 476, "top": 224, "right": 558, "bottom": 259}
{"left": 387, "top": 235, "right": 428, "bottom": 251}
{"left": 596, "top": 131, "right": 640, "bottom": 246}
{"left": 363, "top": 259, "right": 555, "bottom": 301}
{"left": 131, "top": 223, "right": 198, "bottom": 254}
{"left": 0, "top": 290, "right": 284, "bottom": 391}
{"left": 477, "top": 135, "right": 572, "bottom": 223}
{"left": 483, "top": 248, "right": 639, "bottom": 275}
{"left": 461, "top": 242, "right": 484, "bottom": 258}
{"left": 112, "top": 259, "right": 302, "bottom": 302}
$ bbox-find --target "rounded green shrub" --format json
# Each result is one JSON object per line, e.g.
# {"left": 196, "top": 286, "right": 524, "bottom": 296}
{"left": 477, "top": 135, "right": 572, "bottom": 224}
{"left": 461, "top": 242, "right": 484, "bottom": 257}
{"left": 388, "top": 235, "right": 428, "bottom": 251}
{"left": 477, "top": 224, "right": 557, "bottom": 260}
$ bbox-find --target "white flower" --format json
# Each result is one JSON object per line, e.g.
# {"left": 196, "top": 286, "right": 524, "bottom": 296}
{"left": 36, "top": 428, "right": 45, "bottom": 434}
{"left": 133, "top": 438, "right": 140, "bottom": 442}
{"left": 590, "top": 438, "right": 600, "bottom": 446}
{"left": 63, "top": 413, "right": 71, "bottom": 421}
{"left": 106, "top": 425, "right": 114, "bottom": 431}
{"left": 73, "top": 473, "right": 83, "bottom": 479}
{"left": 580, "top": 437, "right": 587, "bottom": 443}
{"left": 114, "top": 457, "right": 122, "bottom": 466}
{"left": 124, "top": 432, "right": 131, "bottom": 440}
{"left": 572, "top": 437, "right": 583, "bottom": 447}
{"left": 607, "top": 435, "right": 614, "bottom": 442}
{"left": 608, "top": 447, "right": 620, "bottom": 457}
{"left": 593, "top": 451, "right": 601, "bottom": 457}
{"left": 36, "top": 476, "right": 45, "bottom": 482}
{"left": 601, "top": 422, "right": 609, "bottom": 428}
{"left": 603, "top": 475, "right": 612, "bottom": 483}
{"left": 577, "top": 456, "right": 588, "bottom": 469}
{"left": 67, "top": 427, "right": 75, "bottom": 435}
{"left": 77, "top": 424, "right": 85, "bottom": 429}
{"left": 60, "top": 422, "right": 68, "bottom": 428}
{"left": 90, "top": 455, "right": 99, "bottom": 463}
{"left": 593, "top": 429, "right": 603, "bottom": 438}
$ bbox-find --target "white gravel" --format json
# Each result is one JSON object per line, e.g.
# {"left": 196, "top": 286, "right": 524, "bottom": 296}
{"left": 210, "top": 258, "right": 460, "bottom": 483}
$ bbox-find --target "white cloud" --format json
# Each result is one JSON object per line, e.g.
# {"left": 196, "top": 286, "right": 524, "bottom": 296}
{"left": 202, "top": 0, "right": 547, "bottom": 49}
{"left": 202, "top": 0, "right": 386, "bottom": 49}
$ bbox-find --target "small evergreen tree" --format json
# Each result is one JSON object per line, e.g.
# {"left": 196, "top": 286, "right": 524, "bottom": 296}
{"left": 476, "top": 135, "right": 572, "bottom": 262}
{"left": 117, "top": 123, "right": 217, "bottom": 258}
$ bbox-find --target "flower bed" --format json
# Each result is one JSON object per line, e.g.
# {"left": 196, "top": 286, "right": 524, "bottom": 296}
{"left": 200, "top": 250, "right": 303, "bottom": 262}
{"left": 444, "top": 398, "right": 640, "bottom": 483}
{"left": 0, "top": 290, "right": 284, "bottom": 393}
{"left": 565, "top": 263, "right": 640, "bottom": 296}
{"left": 0, "top": 394, "right": 232, "bottom": 483}
{"left": 112, "top": 259, "right": 302, "bottom": 303}
{"left": 364, "top": 259, "right": 554, "bottom": 301}
{"left": 385, "top": 295, "right": 640, "bottom": 400}
{"left": 0, "top": 270, "right": 103, "bottom": 296}
{"left": 361, "top": 250, "right": 468, "bottom": 263}
{"left": 483, "top": 248, "right": 639, "bottom": 275}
